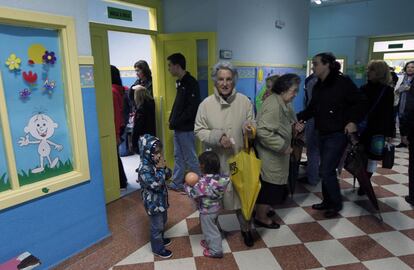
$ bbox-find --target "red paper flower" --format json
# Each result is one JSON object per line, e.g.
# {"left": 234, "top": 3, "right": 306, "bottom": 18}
{"left": 23, "top": 71, "right": 38, "bottom": 84}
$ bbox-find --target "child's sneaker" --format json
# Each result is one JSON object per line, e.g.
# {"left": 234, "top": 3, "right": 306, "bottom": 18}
{"left": 200, "top": 240, "right": 208, "bottom": 249}
{"left": 163, "top": 238, "right": 172, "bottom": 247}
{"left": 153, "top": 249, "right": 173, "bottom": 259}
{"left": 203, "top": 248, "right": 223, "bottom": 258}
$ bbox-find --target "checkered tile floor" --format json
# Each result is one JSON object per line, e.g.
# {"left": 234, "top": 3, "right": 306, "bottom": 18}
{"left": 111, "top": 147, "right": 413, "bottom": 270}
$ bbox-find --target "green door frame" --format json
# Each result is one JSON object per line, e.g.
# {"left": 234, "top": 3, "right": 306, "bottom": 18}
{"left": 90, "top": 22, "right": 217, "bottom": 202}
{"left": 90, "top": 22, "right": 158, "bottom": 203}
{"left": 155, "top": 32, "right": 216, "bottom": 168}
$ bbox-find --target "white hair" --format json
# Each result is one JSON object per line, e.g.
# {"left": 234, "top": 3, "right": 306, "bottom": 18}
{"left": 211, "top": 61, "right": 238, "bottom": 84}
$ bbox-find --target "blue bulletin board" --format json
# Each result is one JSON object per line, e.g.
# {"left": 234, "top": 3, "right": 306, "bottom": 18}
{"left": 235, "top": 65, "right": 306, "bottom": 115}
{"left": 0, "top": 24, "right": 73, "bottom": 187}
{"left": 255, "top": 66, "right": 306, "bottom": 113}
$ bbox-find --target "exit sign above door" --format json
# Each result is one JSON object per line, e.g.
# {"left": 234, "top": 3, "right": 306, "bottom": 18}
{"left": 107, "top": 7, "right": 132, "bottom": 21}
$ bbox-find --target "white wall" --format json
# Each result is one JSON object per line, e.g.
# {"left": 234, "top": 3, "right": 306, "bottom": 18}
{"left": 108, "top": 31, "right": 152, "bottom": 68}
{"left": 163, "top": 0, "right": 218, "bottom": 33}
{"left": 88, "top": 0, "right": 150, "bottom": 30}
{"left": 163, "top": 0, "right": 310, "bottom": 65}
{"left": 0, "top": 0, "right": 91, "bottom": 55}
{"left": 309, "top": 0, "right": 414, "bottom": 65}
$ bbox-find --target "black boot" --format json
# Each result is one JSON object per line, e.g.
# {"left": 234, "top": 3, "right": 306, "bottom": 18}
{"left": 357, "top": 187, "right": 366, "bottom": 196}
{"left": 312, "top": 202, "right": 330, "bottom": 210}
{"left": 241, "top": 231, "right": 254, "bottom": 247}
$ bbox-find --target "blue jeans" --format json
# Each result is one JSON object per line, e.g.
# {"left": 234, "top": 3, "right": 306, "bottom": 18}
{"left": 319, "top": 132, "right": 347, "bottom": 211}
{"left": 149, "top": 211, "right": 167, "bottom": 253}
{"left": 172, "top": 131, "right": 201, "bottom": 185}
{"left": 305, "top": 118, "right": 320, "bottom": 185}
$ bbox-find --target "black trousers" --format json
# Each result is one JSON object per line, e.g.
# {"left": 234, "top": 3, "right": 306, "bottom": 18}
{"left": 117, "top": 152, "right": 127, "bottom": 188}
{"left": 409, "top": 135, "right": 414, "bottom": 199}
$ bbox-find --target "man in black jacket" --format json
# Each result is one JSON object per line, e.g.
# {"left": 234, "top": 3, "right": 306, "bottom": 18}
{"left": 401, "top": 85, "right": 414, "bottom": 205}
{"left": 167, "top": 53, "right": 201, "bottom": 192}
{"left": 297, "top": 52, "right": 367, "bottom": 218}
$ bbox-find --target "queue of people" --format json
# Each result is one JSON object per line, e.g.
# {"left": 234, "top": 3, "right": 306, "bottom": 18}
{"left": 111, "top": 51, "right": 413, "bottom": 260}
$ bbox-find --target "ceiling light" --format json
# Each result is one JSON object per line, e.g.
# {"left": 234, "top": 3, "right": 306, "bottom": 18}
{"left": 314, "top": 0, "right": 322, "bottom": 4}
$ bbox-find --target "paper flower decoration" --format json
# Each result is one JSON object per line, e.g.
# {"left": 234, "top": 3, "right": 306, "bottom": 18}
{"left": 5, "top": 53, "right": 21, "bottom": 70}
{"left": 43, "top": 79, "right": 56, "bottom": 95}
{"left": 19, "top": 88, "right": 31, "bottom": 99}
{"left": 23, "top": 71, "right": 38, "bottom": 84}
{"left": 42, "top": 51, "right": 56, "bottom": 64}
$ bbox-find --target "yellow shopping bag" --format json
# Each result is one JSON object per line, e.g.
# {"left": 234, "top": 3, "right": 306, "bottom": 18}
{"left": 228, "top": 128, "right": 261, "bottom": 220}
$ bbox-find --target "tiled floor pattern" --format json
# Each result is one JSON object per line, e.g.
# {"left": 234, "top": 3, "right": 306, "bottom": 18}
{"left": 108, "top": 147, "right": 413, "bottom": 270}
{"left": 54, "top": 146, "right": 412, "bottom": 270}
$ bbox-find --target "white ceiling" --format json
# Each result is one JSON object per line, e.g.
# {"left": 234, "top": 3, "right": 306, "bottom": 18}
{"left": 310, "top": 0, "right": 374, "bottom": 8}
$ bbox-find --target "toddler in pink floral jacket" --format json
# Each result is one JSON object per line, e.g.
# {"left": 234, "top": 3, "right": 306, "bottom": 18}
{"left": 184, "top": 151, "right": 230, "bottom": 258}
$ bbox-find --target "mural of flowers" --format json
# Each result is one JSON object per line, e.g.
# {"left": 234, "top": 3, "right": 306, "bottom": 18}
{"left": 5, "top": 53, "right": 21, "bottom": 70}
{"left": 42, "top": 51, "right": 56, "bottom": 65}
{"left": 43, "top": 79, "right": 56, "bottom": 95}
{"left": 23, "top": 71, "right": 38, "bottom": 84}
{"left": 19, "top": 88, "right": 32, "bottom": 100}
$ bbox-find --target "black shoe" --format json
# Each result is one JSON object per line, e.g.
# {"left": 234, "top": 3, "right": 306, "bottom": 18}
{"left": 357, "top": 187, "right": 366, "bottom": 196}
{"left": 297, "top": 177, "right": 309, "bottom": 184}
{"left": 312, "top": 202, "right": 329, "bottom": 210}
{"left": 299, "top": 161, "right": 308, "bottom": 166}
{"left": 267, "top": 210, "right": 276, "bottom": 218}
{"left": 396, "top": 143, "right": 407, "bottom": 148}
{"left": 241, "top": 231, "right": 254, "bottom": 247}
{"left": 163, "top": 238, "right": 171, "bottom": 247}
{"left": 254, "top": 210, "right": 275, "bottom": 218}
{"left": 153, "top": 249, "right": 173, "bottom": 259}
{"left": 405, "top": 196, "right": 414, "bottom": 206}
{"left": 254, "top": 219, "right": 280, "bottom": 229}
{"left": 324, "top": 209, "right": 340, "bottom": 218}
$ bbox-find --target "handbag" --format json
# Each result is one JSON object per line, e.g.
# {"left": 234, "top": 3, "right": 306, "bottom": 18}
{"left": 369, "top": 134, "right": 385, "bottom": 157}
{"left": 358, "top": 86, "right": 387, "bottom": 134}
{"left": 382, "top": 143, "right": 395, "bottom": 169}
{"left": 344, "top": 140, "right": 368, "bottom": 176}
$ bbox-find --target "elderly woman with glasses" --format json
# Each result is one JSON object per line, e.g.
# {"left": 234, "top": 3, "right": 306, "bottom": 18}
{"left": 254, "top": 73, "right": 303, "bottom": 228}
{"left": 194, "top": 61, "right": 256, "bottom": 247}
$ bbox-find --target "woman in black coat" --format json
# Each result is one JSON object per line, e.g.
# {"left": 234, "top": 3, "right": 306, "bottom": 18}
{"left": 358, "top": 60, "right": 395, "bottom": 195}
{"left": 297, "top": 52, "right": 367, "bottom": 218}
{"left": 128, "top": 60, "right": 154, "bottom": 153}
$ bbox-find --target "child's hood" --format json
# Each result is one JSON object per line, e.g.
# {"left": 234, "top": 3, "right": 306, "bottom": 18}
{"left": 139, "top": 134, "right": 160, "bottom": 165}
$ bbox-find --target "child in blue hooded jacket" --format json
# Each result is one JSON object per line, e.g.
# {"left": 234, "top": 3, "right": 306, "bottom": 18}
{"left": 137, "top": 134, "right": 173, "bottom": 259}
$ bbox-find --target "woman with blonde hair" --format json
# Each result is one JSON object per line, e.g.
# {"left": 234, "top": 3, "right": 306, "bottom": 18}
{"left": 131, "top": 87, "right": 156, "bottom": 153}
{"left": 357, "top": 60, "right": 395, "bottom": 195}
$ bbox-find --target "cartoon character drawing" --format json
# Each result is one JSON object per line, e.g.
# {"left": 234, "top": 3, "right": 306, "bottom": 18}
{"left": 18, "top": 113, "right": 63, "bottom": 173}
